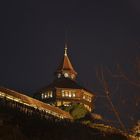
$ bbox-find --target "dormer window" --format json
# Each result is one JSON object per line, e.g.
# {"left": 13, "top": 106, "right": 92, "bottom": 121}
{"left": 71, "top": 74, "right": 75, "bottom": 79}
{"left": 57, "top": 73, "right": 61, "bottom": 78}
{"left": 64, "top": 72, "right": 69, "bottom": 78}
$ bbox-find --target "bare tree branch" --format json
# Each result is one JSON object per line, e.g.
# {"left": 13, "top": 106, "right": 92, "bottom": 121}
{"left": 117, "top": 64, "right": 140, "bottom": 87}
{"left": 105, "top": 64, "right": 140, "bottom": 87}
{"left": 96, "top": 66, "right": 127, "bottom": 132}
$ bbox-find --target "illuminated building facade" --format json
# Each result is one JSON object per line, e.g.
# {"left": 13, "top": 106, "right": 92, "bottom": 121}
{"left": 34, "top": 44, "right": 95, "bottom": 112}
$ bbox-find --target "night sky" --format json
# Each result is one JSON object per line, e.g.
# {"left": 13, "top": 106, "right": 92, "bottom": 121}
{"left": 0, "top": 0, "right": 140, "bottom": 94}
{"left": 0, "top": 0, "right": 140, "bottom": 129}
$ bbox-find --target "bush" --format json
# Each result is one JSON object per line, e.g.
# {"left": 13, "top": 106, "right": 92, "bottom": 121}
{"left": 62, "top": 104, "right": 88, "bottom": 120}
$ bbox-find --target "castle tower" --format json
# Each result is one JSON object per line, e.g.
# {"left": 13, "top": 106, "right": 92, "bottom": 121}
{"left": 55, "top": 44, "right": 77, "bottom": 80}
{"left": 34, "top": 44, "right": 95, "bottom": 112}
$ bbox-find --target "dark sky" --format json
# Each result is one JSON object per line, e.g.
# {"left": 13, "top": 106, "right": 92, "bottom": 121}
{"left": 0, "top": 0, "right": 140, "bottom": 94}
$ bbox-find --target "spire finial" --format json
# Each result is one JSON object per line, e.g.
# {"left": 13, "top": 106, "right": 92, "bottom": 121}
{"left": 64, "top": 43, "right": 68, "bottom": 56}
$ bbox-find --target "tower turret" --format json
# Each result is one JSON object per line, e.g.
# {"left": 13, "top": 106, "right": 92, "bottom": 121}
{"left": 55, "top": 44, "right": 77, "bottom": 80}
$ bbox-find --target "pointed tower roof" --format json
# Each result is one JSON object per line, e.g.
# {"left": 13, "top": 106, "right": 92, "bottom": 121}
{"left": 56, "top": 43, "right": 77, "bottom": 76}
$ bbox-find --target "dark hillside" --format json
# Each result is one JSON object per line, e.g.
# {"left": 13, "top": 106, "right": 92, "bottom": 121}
{"left": 0, "top": 103, "right": 128, "bottom": 140}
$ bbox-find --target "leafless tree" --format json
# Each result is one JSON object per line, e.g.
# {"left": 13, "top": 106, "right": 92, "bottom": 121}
{"left": 106, "top": 57, "right": 140, "bottom": 87}
{"left": 96, "top": 65, "right": 126, "bottom": 132}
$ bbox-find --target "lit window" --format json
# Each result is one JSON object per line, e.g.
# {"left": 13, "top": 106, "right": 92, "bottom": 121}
{"left": 62, "top": 93, "right": 65, "bottom": 97}
{"left": 65, "top": 91, "right": 68, "bottom": 97}
{"left": 43, "top": 91, "right": 53, "bottom": 98}
{"left": 83, "top": 95, "right": 85, "bottom": 99}
{"left": 64, "top": 73, "right": 69, "bottom": 78}
{"left": 61, "top": 90, "right": 76, "bottom": 98}
{"left": 58, "top": 73, "right": 61, "bottom": 78}
{"left": 72, "top": 92, "right": 76, "bottom": 97}
{"left": 50, "top": 92, "right": 53, "bottom": 98}
{"left": 69, "top": 92, "right": 72, "bottom": 97}
{"left": 62, "top": 90, "right": 65, "bottom": 97}
{"left": 83, "top": 94, "right": 92, "bottom": 102}
{"left": 41, "top": 93, "right": 44, "bottom": 99}
{"left": 63, "top": 101, "right": 71, "bottom": 106}
{"left": 88, "top": 97, "right": 92, "bottom": 102}
{"left": 57, "top": 101, "right": 62, "bottom": 106}
{"left": 71, "top": 74, "right": 75, "bottom": 79}
{"left": 44, "top": 94, "right": 47, "bottom": 98}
